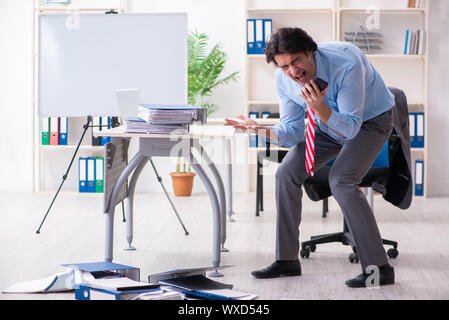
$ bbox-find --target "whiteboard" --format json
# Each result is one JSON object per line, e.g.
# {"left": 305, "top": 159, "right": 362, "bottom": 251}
{"left": 38, "top": 13, "right": 187, "bottom": 117}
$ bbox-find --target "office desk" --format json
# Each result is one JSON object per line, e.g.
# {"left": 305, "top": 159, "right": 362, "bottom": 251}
{"left": 97, "top": 125, "right": 236, "bottom": 273}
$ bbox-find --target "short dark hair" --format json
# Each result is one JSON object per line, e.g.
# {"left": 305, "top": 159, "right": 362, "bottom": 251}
{"left": 265, "top": 27, "right": 318, "bottom": 66}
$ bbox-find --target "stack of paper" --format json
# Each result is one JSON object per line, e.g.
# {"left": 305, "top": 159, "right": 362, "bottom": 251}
{"left": 125, "top": 117, "right": 189, "bottom": 134}
{"left": 124, "top": 104, "right": 207, "bottom": 134}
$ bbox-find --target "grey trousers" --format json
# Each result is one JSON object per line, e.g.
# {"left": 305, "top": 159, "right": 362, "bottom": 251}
{"left": 275, "top": 109, "right": 394, "bottom": 270}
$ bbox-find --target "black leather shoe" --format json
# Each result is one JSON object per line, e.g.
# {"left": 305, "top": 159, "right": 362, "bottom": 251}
{"left": 251, "top": 260, "right": 302, "bottom": 279}
{"left": 345, "top": 264, "right": 395, "bottom": 288}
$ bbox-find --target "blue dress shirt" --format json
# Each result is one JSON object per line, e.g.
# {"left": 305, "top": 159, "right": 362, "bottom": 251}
{"left": 272, "top": 42, "right": 395, "bottom": 148}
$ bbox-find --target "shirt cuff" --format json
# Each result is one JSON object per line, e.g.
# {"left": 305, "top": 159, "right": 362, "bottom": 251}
{"left": 326, "top": 110, "right": 340, "bottom": 133}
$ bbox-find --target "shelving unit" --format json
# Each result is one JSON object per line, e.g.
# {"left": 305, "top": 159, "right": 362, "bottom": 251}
{"left": 32, "top": 0, "right": 127, "bottom": 193}
{"left": 244, "top": 0, "right": 429, "bottom": 195}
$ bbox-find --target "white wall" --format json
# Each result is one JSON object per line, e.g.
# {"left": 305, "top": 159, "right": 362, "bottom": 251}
{"left": 0, "top": 0, "right": 34, "bottom": 192}
{"left": 427, "top": 0, "right": 449, "bottom": 197}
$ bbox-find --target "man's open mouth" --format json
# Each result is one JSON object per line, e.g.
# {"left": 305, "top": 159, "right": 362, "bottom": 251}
{"left": 295, "top": 71, "right": 307, "bottom": 82}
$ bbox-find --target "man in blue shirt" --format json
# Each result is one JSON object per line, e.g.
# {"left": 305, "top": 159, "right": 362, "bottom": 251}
{"left": 226, "top": 27, "right": 396, "bottom": 287}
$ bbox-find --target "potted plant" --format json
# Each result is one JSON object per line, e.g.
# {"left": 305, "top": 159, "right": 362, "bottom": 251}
{"left": 170, "top": 157, "right": 196, "bottom": 196}
{"left": 170, "top": 30, "right": 240, "bottom": 196}
{"left": 187, "top": 30, "right": 240, "bottom": 116}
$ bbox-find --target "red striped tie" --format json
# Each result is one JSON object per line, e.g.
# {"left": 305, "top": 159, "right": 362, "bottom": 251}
{"left": 305, "top": 108, "right": 316, "bottom": 177}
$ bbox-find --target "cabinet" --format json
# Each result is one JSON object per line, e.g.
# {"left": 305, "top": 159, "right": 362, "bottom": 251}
{"left": 244, "top": 0, "right": 428, "bottom": 196}
{"left": 32, "top": 0, "right": 127, "bottom": 193}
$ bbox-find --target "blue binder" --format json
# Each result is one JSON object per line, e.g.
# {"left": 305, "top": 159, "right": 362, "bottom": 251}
{"left": 409, "top": 113, "right": 416, "bottom": 148}
{"left": 79, "top": 158, "right": 87, "bottom": 193}
{"left": 404, "top": 30, "right": 410, "bottom": 55}
{"left": 75, "top": 284, "right": 160, "bottom": 300}
{"left": 59, "top": 117, "right": 68, "bottom": 145}
{"left": 86, "top": 157, "right": 96, "bottom": 192}
{"left": 247, "top": 19, "right": 256, "bottom": 54}
{"left": 415, "top": 112, "right": 424, "bottom": 148}
{"left": 414, "top": 160, "right": 424, "bottom": 196}
{"left": 100, "top": 116, "right": 111, "bottom": 145}
{"left": 249, "top": 112, "right": 259, "bottom": 148}
{"left": 260, "top": 111, "right": 271, "bottom": 148}
{"left": 255, "top": 19, "right": 264, "bottom": 54}
{"left": 262, "top": 19, "right": 272, "bottom": 53}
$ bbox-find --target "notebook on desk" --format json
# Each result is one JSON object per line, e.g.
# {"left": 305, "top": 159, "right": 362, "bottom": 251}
{"left": 115, "top": 88, "right": 141, "bottom": 120}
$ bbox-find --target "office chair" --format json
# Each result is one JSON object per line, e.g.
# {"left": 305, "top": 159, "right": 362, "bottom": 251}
{"left": 300, "top": 87, "right": 412, "bottom": 263}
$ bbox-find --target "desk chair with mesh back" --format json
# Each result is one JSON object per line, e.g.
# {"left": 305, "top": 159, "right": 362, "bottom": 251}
{"left": 300, "top": 87, "right": 413, "bottom": 264}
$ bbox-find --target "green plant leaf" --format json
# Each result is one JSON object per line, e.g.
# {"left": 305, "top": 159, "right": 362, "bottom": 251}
{"left": 188, "top": 30, "right": 240, "bottom": 116}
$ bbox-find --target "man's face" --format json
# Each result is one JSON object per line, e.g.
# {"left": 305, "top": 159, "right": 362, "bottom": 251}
{"left": 274, "top": 51, "right": 316, "bottom": 86}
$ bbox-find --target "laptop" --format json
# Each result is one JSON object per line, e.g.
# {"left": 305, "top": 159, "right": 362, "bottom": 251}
{"left": 115, "top": 88, "right": 141, "bottom": 120}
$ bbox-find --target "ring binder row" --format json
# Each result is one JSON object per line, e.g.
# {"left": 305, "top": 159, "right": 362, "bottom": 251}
{"left": 41, "top": 117, "right": 68, "bottom": 145}
{"left": 409, "top": 112, "right": 424, "bottom": 148}
{"left": 248, "top": 111, "right": 271, "bottom": 148}
{"left": 79, "top": 157, "right": 104, "bottom": 193}
{"left": 92, "top": 116, "right": 120, "bottom": 146}
{"left": 247, "top": 18, "right": 272, "bottom": 55}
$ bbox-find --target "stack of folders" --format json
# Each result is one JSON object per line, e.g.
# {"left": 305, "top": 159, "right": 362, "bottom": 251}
{"left": 41, "top": 117, "right": 68, "bottom": 145}
{"left": 79, "top": 157, "right": 104, "bottom": 193}
{"left": 124, "top": 104, "right": 207, "bottom": 134}
{"left": 404, "top": 29, "right": 426, "bottom": 55}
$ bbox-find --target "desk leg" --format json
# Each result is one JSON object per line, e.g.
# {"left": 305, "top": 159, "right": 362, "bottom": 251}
{"left": 124, "top": 157, "right": 150, "bottom": 251}
{"left": 193, "top": 144, "right": 228, "bottom": 253}
{"left": 105, "top": 152, "right": 145, "bottom": 262}
{"left": 189, "top": 151, "right": 222, "bottom": 277}
{"left": 225, "top": 139, "right": 235, "bottom": 222}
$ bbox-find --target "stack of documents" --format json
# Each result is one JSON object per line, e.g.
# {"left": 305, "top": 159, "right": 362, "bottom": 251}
{"left": 125, "top": 117, "right": 189, "bottom": 134}
{"left": 124, "top": 104, "right": 207, "bottom": 134}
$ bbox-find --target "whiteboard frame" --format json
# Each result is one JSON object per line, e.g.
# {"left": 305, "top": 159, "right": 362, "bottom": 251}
{"left": 37, "top": 13, "right": 187, "bottom": 117}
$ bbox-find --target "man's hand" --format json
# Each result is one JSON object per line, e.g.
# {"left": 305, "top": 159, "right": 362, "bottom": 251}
{"left": 225, "top": 115, "right": 278, "bottom": 142}
{"left": 225, "top": 115, "right": 258, "bottom": 131}
{"left": 299, "top": 79, "right": 329, "bottom": 113}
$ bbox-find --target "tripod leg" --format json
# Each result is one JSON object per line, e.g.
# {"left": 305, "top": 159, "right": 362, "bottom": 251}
{"left": 36, "top": 116, "right": 92, "bottom": 234}
{"left": 149, "top": 158, "right": 189, "bottom": 235}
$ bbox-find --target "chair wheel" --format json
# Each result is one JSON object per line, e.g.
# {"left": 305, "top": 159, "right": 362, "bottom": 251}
{"left": 349, "top": 252, "right": 359, "bottom": 263}
{"left": 310, "top": 244, "right": 316, "bottom": 252}
{"left": 300, "top": 247, "right": 310, "bottom": 259}
{"left": 387, "top": 248, "right": 399, "bottom": 259}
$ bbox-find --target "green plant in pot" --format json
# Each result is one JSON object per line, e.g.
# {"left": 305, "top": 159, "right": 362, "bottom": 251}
{"left": 187, "top": 29, "right": 240, "bottom": 116}
{"left": 170, "top": 30, "right": 240, "bottom": 196}
{"left": 170, "top": 157, "right": 196, "bottom": 197}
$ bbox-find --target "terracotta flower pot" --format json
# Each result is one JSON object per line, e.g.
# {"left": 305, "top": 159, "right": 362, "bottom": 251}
{"left": 169, "top": 172, "right": 196, "bottom": 196}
